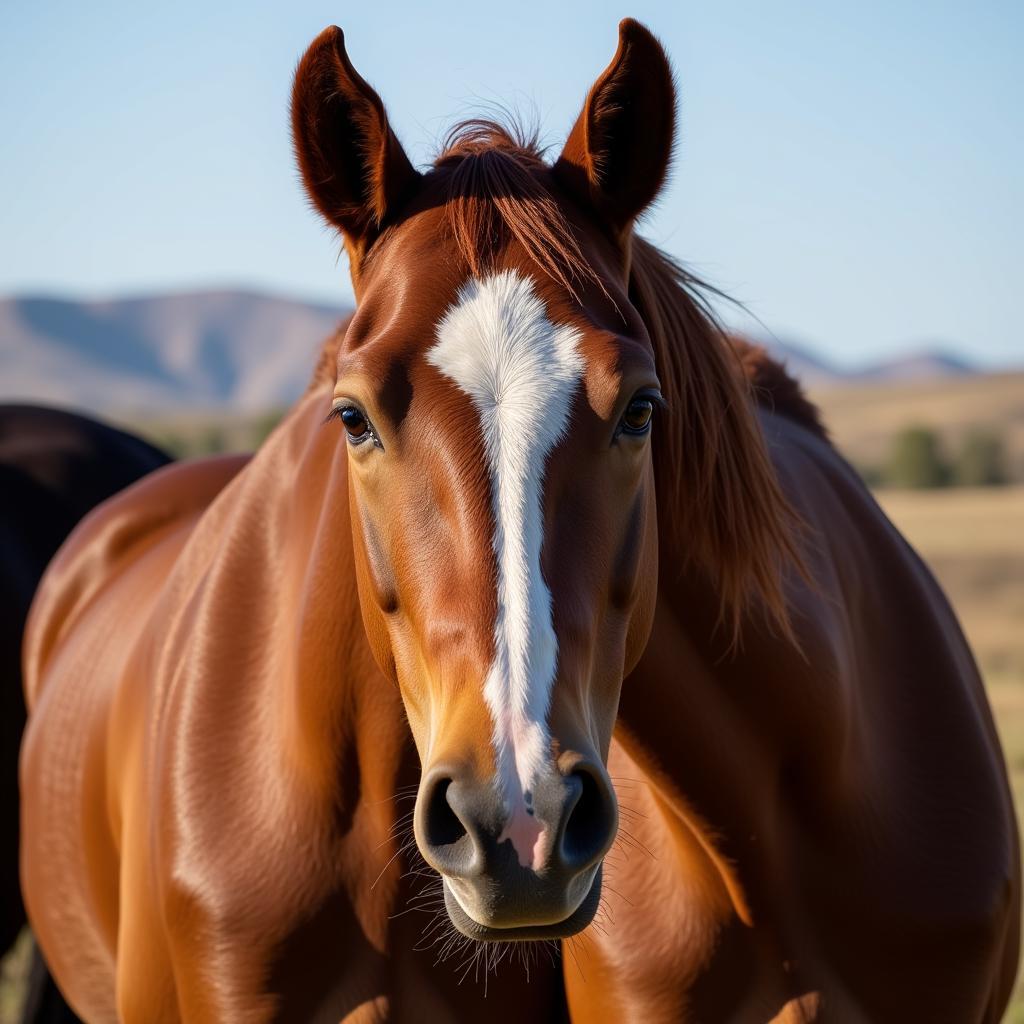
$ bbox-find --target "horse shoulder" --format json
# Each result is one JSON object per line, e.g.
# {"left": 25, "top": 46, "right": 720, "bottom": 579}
{"left": 115, "top": 411, "right": 415, "bottom": 1020}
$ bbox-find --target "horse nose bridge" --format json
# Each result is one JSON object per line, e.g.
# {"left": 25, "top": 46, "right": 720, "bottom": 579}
{"left": 416, "top": 665, "right": 496, "bottom": 776}
{"left": 419, "top": 616, "right": 494, "bottom": 681}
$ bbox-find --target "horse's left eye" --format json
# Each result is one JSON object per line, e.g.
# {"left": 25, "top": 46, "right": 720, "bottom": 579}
{"left": 620, "top": 397, "right": 655, "bottom": 436}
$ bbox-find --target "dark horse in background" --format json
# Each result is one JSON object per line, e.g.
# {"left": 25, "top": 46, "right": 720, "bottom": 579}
{"left": 1, "top": 405, "right": 169, "bottom": 1022}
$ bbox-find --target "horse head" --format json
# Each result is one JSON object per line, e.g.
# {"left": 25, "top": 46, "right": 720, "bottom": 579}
{"left": 290, "top": 19, "right": 792, "bottom": 941}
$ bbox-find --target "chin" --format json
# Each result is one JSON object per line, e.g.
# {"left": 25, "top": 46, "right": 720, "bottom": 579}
{"left": 441, "top": 866, "right": 603, "bottom": 942}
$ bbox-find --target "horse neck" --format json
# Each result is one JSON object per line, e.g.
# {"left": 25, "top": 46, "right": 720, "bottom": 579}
{"left": 614, "top": 550, "right": 832, "bottom": 915}
{"left": 190, "top": 388, "right": 405, "bottom": 799}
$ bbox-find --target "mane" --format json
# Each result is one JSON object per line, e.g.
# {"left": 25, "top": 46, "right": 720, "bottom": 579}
{"left": 434, "top": 119, "right": 599, "bottom": 301}
{"left": 626, "top": 240, "right": 806, "bottom": 637}
{"left": 728, "top": 336, "right": 829, "bottom": 441}
{"left": 314, "top": 118, "right": 811, "bottom": 637}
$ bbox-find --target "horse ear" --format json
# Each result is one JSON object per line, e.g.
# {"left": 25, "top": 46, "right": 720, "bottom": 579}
{"left": 291, "top": 26, "right": 420, "bottom": 271}
{"left": 555, "top": 19, "right": 675, "bottom": 238}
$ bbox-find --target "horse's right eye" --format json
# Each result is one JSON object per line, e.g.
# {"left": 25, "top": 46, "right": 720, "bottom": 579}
{"left": 339, "top": 406, "right": 369, "bottom": 439}
{"left": 328, "top": 402, "right": 382, "bottom": 449}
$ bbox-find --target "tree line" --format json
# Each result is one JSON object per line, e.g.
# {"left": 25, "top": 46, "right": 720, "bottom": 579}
{"left": 862, "top": 426, "right": 1011, "bottom": 489}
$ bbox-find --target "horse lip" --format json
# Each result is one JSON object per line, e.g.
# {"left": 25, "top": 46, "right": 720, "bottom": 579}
{"left": 440, "top": 865, "right": 603, "bottom": 941}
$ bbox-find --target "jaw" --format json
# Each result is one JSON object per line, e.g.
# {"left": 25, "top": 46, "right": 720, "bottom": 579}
{"left": 440, "top": 865, "right": 604, "bottom": 942}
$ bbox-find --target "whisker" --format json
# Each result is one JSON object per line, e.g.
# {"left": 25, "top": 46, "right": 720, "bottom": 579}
{"left": 369, "top": 833, "right": 419, "bottom": 890}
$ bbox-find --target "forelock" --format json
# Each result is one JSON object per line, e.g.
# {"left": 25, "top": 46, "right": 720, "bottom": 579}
{"left": 432, "top": 118, "right": 601, "bottom": 302}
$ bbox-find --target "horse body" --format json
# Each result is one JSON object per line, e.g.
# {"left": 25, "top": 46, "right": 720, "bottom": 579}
{"left": 20, "top": 18, "right": 1018, "bottom": 1023}
{"left": 22, "top": 400, "right": 567, "bottom": 1023}
{"left": 577, "top": 409, "right": 1019, "bottom": 1022}
{"left": 21, "top": 393, "right": 1017, "bottom": 1022}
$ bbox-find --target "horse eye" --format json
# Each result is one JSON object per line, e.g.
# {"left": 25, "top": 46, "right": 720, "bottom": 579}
{"left": 621, "top": 397, "right": 654, "bottom": 435}
{"left": 339, "top": 406, "right": 369, "bottom": 440}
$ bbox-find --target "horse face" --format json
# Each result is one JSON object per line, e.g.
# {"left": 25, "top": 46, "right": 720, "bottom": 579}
{"left": 293, "top": 20, "right": 675, "bottom": 938}
{"left": 334, "top": 217, "right": 660, "bottom": 936}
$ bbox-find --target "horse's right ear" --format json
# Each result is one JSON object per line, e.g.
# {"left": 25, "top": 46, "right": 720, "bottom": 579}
{"left": 554, "top": 19, "right": 675, "bottom": 242}
{"left": 291, "top": 26, "right": 420, "bottom": 274}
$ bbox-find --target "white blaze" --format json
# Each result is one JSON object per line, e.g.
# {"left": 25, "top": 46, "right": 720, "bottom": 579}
{"left": 427, "top": 271, "right": 583, "bottom": 835}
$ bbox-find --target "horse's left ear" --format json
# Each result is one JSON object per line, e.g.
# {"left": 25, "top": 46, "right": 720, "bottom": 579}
{"left": 555, "top": 19, "right": 676, "bottom": 239}
{"left": 291, "top": 26, "right": 420, "bottom": 275}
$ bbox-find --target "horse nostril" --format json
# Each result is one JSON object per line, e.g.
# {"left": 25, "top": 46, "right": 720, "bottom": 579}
{"left": 560, "top": 766, "right": 617, "bottom": 871}
{"left": 416, "top": 769, "right": 497, "bottom": 880}
{"left": 421, "top": 776, "right": 467, "bottom": 850}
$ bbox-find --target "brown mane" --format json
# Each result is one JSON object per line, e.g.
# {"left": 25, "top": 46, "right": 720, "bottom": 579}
{"left": 728, "top": 336, "right": 829, "bottom": 441}
{"left": 435, "top": 120, "right": 598, "bottom": 300}
{"left": 625, "top": 238, "right": 804, "bottom": 636}
{"left": 315, "top": 119, "right": 810, "bottom": 635}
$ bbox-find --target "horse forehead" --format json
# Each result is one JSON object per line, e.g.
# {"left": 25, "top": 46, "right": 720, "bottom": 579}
{"left": 340, "top": 263, "right": 628, "bottom": 425}
{"left": 428, "top": 271, "right": 584, "bottom": 395}
{"left": 427, "top": 270, "right": 643, "bottom": 430}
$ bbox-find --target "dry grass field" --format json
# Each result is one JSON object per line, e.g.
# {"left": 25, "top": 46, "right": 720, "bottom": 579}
{"left": 816, "top": 370, "right": 1024, "bottom": 482}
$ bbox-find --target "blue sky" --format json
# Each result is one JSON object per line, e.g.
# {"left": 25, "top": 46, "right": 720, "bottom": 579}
{"left": 1, "top": 1, "right": 1021, "bottom": 367}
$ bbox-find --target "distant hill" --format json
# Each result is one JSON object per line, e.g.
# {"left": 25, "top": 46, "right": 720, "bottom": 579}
{"left": 0, "top": 290, "right": 349, "bottom": 413}
{"left": 854, "top": 348, "right": 976, "bottom": 382}
{"left": 758, "top": 334, "right": 980, "bottom": 387}
{"left": 0, "top": 288, "right": 996, "bottom": 415}
{"left": 757, "top": 336, "right": 840, "bottom": 388}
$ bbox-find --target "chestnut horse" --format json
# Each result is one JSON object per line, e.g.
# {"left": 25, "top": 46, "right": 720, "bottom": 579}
{"left": 21, "top": 20, "right": 1019, "bottom": 1023}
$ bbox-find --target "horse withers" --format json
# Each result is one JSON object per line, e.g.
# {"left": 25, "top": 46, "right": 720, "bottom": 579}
{"left": 20, "top": 20, "right": 1020, "bottom": 1023}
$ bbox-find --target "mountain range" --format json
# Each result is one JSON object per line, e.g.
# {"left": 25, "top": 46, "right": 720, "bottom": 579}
{"left": 753, "top": 334, "right": 978, "bottom": 389}
{"left": 0, "top": 289, "right": 984, "bottom": 414}
{"left": 0, "top": 290, "right": 346, "bottom": 413}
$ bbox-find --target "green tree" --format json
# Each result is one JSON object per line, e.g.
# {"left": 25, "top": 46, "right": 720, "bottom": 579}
{"left": 953, "top": 429, "right": 1008, "bottom": 487}
{"left": 193, "top": 425, "right": 228, "bottom": 456}
{"left": 885, "top": 425, "right": 949, "bottom": 489}
{"left": 149, "top": 430, "right": 191, "bottom": 459}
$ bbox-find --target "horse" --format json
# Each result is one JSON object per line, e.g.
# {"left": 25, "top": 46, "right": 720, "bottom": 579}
{"left": 1, "top": 404, "right": 170, "bottom": 1022}
{"left": 20, "top": 19, "right": 1019, "bottom": 1023}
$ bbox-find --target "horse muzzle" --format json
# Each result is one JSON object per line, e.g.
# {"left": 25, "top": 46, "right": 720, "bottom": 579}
{"left": 414, "top": 759, "right": 617, "bottom": 939}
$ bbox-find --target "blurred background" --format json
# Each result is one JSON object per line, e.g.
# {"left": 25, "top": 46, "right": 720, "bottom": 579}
{"left": 1, "top": 0, "right": 1022, "bottom": 1018}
